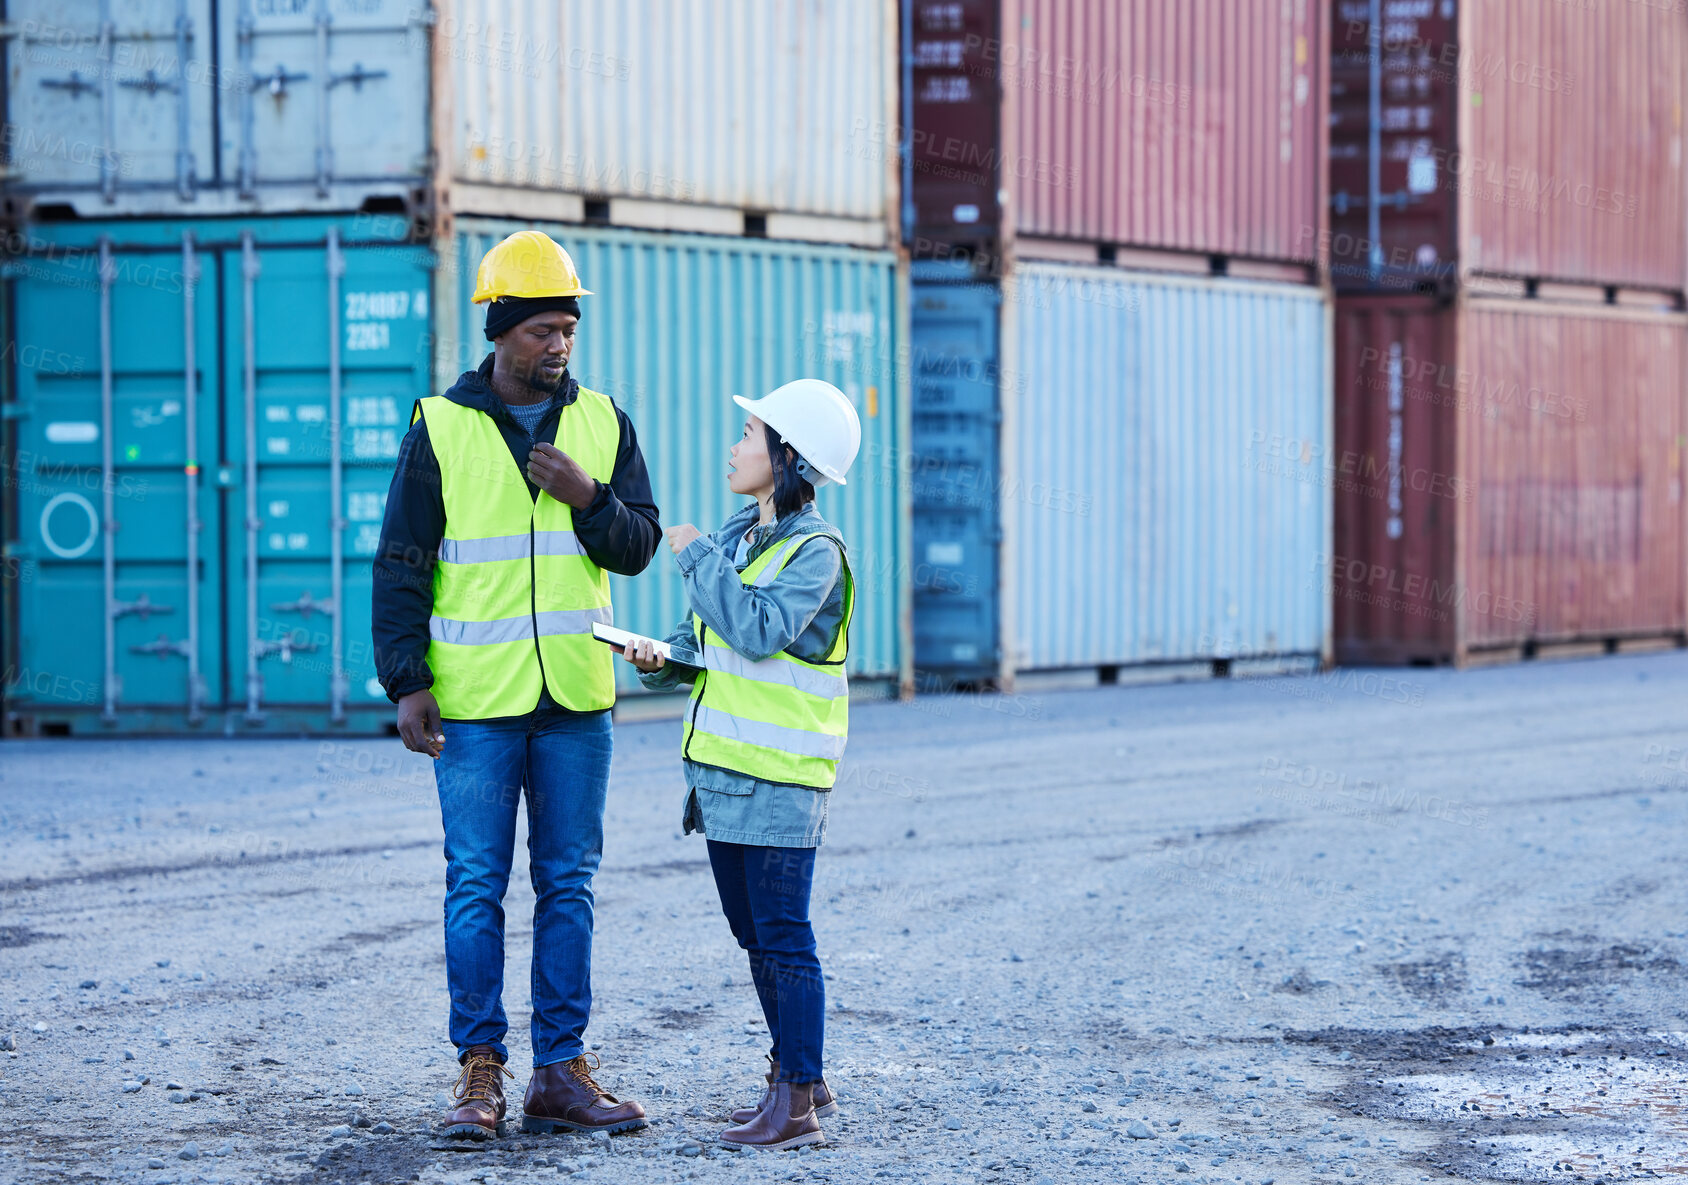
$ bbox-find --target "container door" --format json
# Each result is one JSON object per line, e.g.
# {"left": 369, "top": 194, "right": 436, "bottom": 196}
{"left": 9, "top": 233, "right": 222, "bottom": 724}
{"left": 222, "top": 227, "right": 430, "bottom": 727}
{"left": 909, "top": 277, "right": 999, "bottom": 681}
{"left": 219, "top": 0, "right": 428, "bottom": 195}
{"left": 6, "top": 0, "right": 214, "bottom": 201}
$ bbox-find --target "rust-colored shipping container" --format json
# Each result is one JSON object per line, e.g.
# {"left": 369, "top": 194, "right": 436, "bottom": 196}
{"left": 906, "top": 0, "right": 1330, "bottom": 265}
{"left": 1333, "top": 293, "right": 1686, "bottom": 664}
{"left": 1330, "top": 0, "right": 1688, "bottom": 293}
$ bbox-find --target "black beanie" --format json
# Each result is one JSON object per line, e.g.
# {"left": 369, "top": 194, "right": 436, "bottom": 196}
{"left": 484, "top": 295, "right": 582, "bottom": 341}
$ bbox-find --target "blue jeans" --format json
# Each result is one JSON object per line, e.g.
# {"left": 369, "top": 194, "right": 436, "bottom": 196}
{"left": 707, "top": 840, "right": 825, "bottom": 1082}
{"left": 434, "top": 708, "right": 612, "bottom": 1068}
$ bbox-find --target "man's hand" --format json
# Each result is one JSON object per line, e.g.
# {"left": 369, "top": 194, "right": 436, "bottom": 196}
{"left": 397, "top": 689, "right": 445, "bottom": 758}
{"left": 666, "top": 524, "right": 702, "bottom": 555}
{"left": 527, "top": 442, "right": 598, "bottom": 509}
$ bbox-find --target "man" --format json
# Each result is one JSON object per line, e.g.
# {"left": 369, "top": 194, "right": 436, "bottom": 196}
{"left": 373, "top": 230, "right": 659, "bottom": 1140}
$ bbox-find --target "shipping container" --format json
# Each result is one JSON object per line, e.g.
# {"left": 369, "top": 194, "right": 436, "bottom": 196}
{"left": 906, "top": 0, "right": 1002, "bottom": 247}
{"left": 433, "top": 0, "right": 899, "bottom": 245}
{"left": 1333, "top": 293, "right": 1687, "bottom": 665}
{"left": 1010, "top": 263, "right": 1333, "bottom": 671}
{"left": 439, "top": 219, "right": 913, "bottom": 694}
{"left": 907, "top": 262, "right": 1332, "bottom": 677}
{"left": 909, "top": 261, "right": 1002, "bottom": 681}
{"left": 907, "top": 0, "right": 1330, "bottom": 265}
{"left": 1330, "top": 0, "right": 1687, "bottom": 293}
{"left": 1, "top": 0, "right": 430, "bottom": 221}
{"left": 3, "top": 213, "right": 434, "bottom": 734}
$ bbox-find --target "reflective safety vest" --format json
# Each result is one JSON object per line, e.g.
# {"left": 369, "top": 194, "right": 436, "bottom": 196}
{"left": 417, "top": 390, "right": 620, "bottom": 718}
{"left": 682, "top": 531, "right": 855, "bottom": 789}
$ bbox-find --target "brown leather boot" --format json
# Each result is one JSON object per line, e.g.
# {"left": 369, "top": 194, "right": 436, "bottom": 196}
{"left": 520, "top": 1053, "right": 647, "bottom": 1134}
{"left": 730, "top": 1057, "right": 839, "bottom": 1124}
{"left": 442, "top": 1045, "right": 514, "bottom": 1140}
{"left": 720, "top": 1081, "right": 825, "bottom": 1151}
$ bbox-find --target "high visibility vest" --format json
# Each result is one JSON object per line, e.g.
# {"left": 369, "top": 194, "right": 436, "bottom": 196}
{"left": 682, "top": 531, "right": 854, "bottom": 789}
{"left": 416, "top": 389, "right": 621, "bottom": 718}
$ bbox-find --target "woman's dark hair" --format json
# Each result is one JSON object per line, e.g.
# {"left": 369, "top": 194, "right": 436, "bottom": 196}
{"left": 764, "top": 422, "right": 816, "bottom": 519}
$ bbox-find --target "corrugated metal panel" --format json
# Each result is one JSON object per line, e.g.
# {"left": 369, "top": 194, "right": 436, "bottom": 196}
{"left": 1000, "top": 0, "right": 1328, "bottom": 262}
{"left": 1332, "top": 294, "right": 1686, "bottom": 664}
{"left": 443, "top": 219, "right": 910, "bottom": 689}
{"left": 2, "top": 1, "right": 429, "bottom": 218}
{"left": 438, "top": 0, "right": 896, "bottom": 226}
{"left": 1458, "top": 299, "right": 1686, "bottom": 649}
{"left": 3, "top": 214, "right": 432, "bottom": 735}
{"left": 1459, "top": 0, "right": 1687, "bottom": 290}
{"left": 1332, "top": 0, "right": 1687, "bottom": 292}
{"left": 1012, "top": 262, "right": 1332, "bottom": 669}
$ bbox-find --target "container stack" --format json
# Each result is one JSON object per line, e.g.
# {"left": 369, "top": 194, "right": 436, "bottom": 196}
{"left": 907, "top": 0, "right": 1334, "bottom": 686}
{"left": 3, "top": 0, "right": 434, "bottom": 736}
{"left": 425, "top": 0, "right": 911, "bottom": 703}
{"left": 2, "top": 1, "right": 912, "bottom": 734}
{"left": 1329, "top": 1, "right": 1687, "bottom": 665}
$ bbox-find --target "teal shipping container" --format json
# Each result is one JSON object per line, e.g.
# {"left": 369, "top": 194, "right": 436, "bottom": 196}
{"left": 439, "top": 219, "right": 912, "bottom": 696}
{"left": 1011, "top": 264, "right": 1333, "bottom": 672}
{"left": 3, "top": 214, "right": 433, "bottom": 734}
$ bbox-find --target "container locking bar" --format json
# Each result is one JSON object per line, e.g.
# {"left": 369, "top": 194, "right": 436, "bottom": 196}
{"left": 182, "top": 230, "right": 205, "bottom": 723}
{"left": 242, "top": 231, "right": 264, "bottom": 722}
{"left": 99, "top": 236, "right": 119, "bottom": 722}
{"left": 326, "top": 226, "right": 348, "bottom": 723}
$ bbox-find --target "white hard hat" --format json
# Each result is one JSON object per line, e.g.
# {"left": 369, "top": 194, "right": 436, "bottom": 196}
{"left": 733, "top": 379, "right": 862, "bottom": 486}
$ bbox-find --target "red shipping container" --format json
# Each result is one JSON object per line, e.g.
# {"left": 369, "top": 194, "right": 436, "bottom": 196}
{"left": 1334, "top": 293, "right": 1686, "bottom": 664}
{"left": 910, "top": 0, "right": 1330, "bottom": 264}
{"left": 1330, "top": 0, "right": 1687, "bottom": 292}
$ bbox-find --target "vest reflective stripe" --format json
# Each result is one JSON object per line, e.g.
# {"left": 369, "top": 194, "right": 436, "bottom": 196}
{"left": 689, "top": 703, "right": 848, "bottom": 760}
{"left": 699, "top": 642, "right": 849, "bottom": 700}
{"left": 429, "top": 605, "right": 612, "bottom": 647}
{"left": 682, "top": 531, "right": 854, "bottom": 788}
{"left": 438, "top": 530, "right": 585, "bottom": 564}
{"left": 420, "top": 389, "right": 620, "bottom": 717}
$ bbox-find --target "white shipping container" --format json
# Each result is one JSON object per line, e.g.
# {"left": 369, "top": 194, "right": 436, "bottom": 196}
{"left": 2, "top": 0, "right": 431, "bottom": 219}
{"left": 433, "top": 0, "right": 899, "bottom": 244}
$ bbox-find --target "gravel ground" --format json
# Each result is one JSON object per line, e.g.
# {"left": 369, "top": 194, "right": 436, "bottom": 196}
{"left": 3, "top": 652, "right": 1688, "bottom": 1185}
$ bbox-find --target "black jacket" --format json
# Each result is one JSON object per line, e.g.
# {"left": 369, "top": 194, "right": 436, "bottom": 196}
{"left": 371, "top": 355, "right": 661, "bottom": 706}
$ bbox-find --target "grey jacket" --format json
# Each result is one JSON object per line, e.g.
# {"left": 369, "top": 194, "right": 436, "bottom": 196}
{"left": 636, "top": 501, "right": 849, "bottom": 847}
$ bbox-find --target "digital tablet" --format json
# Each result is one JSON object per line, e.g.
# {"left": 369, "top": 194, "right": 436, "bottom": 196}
{"left": 591, "top": 622, "right": 700, "bottom": 667}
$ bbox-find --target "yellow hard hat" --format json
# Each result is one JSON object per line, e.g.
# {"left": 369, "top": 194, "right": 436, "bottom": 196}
{"left": 471, "top": 230, "right": 592, "bottom": 303}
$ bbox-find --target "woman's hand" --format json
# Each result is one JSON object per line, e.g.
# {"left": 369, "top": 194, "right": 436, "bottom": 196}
{"left": 666, "top": 524, "right": 702, "bottom": 555}
{"left": 620, "top": 639, "right": 667, "bottom": 673}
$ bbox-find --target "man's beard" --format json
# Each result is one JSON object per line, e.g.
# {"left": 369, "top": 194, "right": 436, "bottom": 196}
{"left": 523, "top": 363, "right": 566, "bottom": 395}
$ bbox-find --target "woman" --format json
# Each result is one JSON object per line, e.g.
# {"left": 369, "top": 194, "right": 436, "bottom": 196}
{"left": 620, "top": 378, "right": 860, "bottom": 1150}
